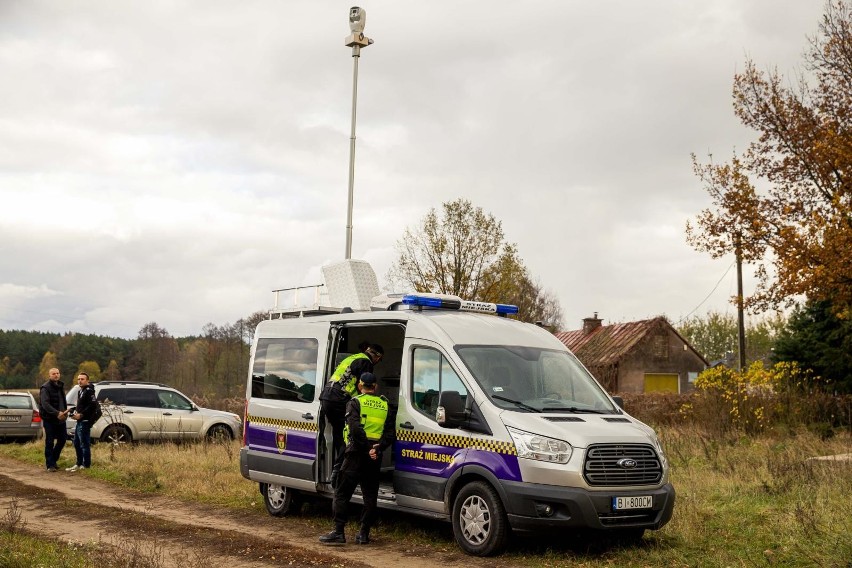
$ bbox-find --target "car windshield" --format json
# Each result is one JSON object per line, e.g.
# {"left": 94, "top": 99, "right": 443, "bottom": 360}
{"left": 0, "top": 395, "right": 32, "bottom": 409}
{"left": 455, "top": 345, "right": 618, "bottom": 413}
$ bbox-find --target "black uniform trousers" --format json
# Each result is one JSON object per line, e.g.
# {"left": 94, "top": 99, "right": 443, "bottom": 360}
{"left": 322, "top": 398, "right": 347, "bottom": 466}
{"left": 332, "top": 446, "right": 382, "bottom": 532}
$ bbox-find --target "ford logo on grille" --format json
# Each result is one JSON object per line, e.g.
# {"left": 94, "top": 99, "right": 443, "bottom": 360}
{"left": 617, "top": 458, "right": 638, "bottom": 469}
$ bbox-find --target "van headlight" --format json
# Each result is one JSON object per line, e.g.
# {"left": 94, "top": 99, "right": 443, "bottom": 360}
{"left": 507, "top": 427, "right": 572, "bottom": 464}
{"left": 650, "top": 433, "right": 669, "bottom": 469}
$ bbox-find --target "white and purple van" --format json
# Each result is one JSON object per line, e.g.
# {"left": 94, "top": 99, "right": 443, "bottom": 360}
{"left": 240, "top": 261, "right": 674, "bottom": 556}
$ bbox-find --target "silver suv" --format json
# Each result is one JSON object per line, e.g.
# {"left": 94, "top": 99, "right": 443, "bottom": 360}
{"left": 65, "top": 381, "right": 241, "bottom": 443}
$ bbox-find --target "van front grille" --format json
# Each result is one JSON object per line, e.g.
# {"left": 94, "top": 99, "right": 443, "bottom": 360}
{"left": 584, "top": 444, "right": 662, "bottom": 486}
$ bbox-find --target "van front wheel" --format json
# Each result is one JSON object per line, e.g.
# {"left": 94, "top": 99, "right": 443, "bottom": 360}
{"left": 452, "top": 481, "right": 509, "bottom": 556}
{"left": 263, "top": 483, "right": 301, "bottom": 517}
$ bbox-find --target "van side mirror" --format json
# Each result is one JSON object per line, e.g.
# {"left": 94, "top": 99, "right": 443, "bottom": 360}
{"left": 612, "top": 395, "right": 624, "bottom": 410}
{"left": 436, "top": 390, "right": 465, "bottom": 429}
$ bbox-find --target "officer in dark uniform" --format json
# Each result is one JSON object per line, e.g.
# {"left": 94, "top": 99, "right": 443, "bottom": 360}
{"left": 319, "top": 343, "right": 383, "bottom": 485}
{"left": 319, "top": 372, "right": 395, "bottom": 545}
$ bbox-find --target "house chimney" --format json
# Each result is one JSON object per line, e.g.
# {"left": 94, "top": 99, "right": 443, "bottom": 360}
{"left": 582, "top": 312, "right": 602, "bottom": 334}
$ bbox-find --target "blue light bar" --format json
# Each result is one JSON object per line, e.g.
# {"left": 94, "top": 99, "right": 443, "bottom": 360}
{"left": 495, "top": 303, "right": 520, "bottom": 315}
{"left": 402, "top": 294, "right": 518, "bottom": 316}
{"left": 402, "top": 294, "right": 461, "bottom": 310}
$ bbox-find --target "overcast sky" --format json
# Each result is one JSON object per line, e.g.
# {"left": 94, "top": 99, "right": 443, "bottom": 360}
{"left": 0, "top": 1, "right": 827, "bottom": 339}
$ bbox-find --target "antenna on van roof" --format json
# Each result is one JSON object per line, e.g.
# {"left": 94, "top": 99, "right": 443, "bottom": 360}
{"left": 269, "top": 259, "right": 379, "bottom": 319}
{"left": 322, "top": 259, "right": 379, "bottom": 310}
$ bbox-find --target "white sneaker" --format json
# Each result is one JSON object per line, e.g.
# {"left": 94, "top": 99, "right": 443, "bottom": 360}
{"left": 65, "top": 465, "right": 81, "bottom": 472}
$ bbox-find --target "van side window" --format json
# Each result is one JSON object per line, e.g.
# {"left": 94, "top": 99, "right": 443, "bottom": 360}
{"left": 251, "top": 338, "right": 319, "bottom": 403}
{"left": 412, "top": 347, "right": 467, "bottom": 420}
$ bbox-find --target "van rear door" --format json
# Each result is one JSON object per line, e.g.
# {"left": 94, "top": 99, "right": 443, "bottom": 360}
{"left": 244, "top": 319, "right": 330, "bottom": 487}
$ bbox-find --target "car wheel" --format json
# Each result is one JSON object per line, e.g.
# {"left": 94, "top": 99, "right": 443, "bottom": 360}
{"left": 100, "top": 424, "right": 132, "bottom": 444}
{"left": 207, "top": 424, "right": 232, "bottom": 441}
{"left": 263, "top": 483, "right": 301, "bottom": 517}
{"left": 451, "top": 481, "right": 509, "bottom": 556}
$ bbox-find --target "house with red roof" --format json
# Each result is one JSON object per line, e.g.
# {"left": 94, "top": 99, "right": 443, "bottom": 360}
{"left": 555, "top": 313, "right": 708, "bottom": 394}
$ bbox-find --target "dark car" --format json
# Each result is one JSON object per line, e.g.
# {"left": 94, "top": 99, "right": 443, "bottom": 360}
{"left": 0, "top": 391, "right": 43, "bottom": 441}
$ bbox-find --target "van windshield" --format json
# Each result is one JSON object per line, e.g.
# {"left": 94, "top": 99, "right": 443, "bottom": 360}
{"left": 455, "top": 345, "right": 618, "bottom": 413}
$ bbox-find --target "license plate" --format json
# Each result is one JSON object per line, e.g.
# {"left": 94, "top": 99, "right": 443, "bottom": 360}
{"left": 0, "top": 416, "right": 20, "bottom": 422}
{"left": 613, "top": 495, "right": 652, "bottom": 510}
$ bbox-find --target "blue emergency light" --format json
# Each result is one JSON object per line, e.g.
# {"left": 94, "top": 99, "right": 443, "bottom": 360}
{"left": 401, "top": 294, "right": 519, "bottom": 316}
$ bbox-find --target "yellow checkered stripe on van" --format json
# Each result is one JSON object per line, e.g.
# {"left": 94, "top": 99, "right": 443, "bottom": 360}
{"left": 248, "top": 414, "right": 318, "bottom": 433}
{"left": 396, "top": 429, "right": 517, "bottom": 456}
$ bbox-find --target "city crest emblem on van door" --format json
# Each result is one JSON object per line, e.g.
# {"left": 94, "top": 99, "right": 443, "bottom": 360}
{"left": 275, "top": 428, "right": 287, "bottom": 453}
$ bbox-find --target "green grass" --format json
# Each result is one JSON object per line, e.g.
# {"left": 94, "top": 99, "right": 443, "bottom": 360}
{"left": 2, "top": 427, "right": 851, "bottom": 567}
{"left": 0, "top": 530, "right": 104, "bottom": 568}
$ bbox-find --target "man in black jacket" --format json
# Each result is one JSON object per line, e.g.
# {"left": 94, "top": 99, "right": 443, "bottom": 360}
{"left": 67, "top": 372, "right": 96, "bottom": 472}
{"left": 39, "top": 367, "right": 69, "bottom": 472}
{"left": 319, "top": 343, "right": 384, "bottom": 487}
{"left": 319, "top": 372, "right": 395, "bottom": 545}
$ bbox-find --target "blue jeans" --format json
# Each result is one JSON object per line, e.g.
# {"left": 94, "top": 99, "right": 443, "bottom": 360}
{"left": 73, "top": 420, "right": 92, "bottom": 468}
{"left": 43, "top": 421, "right": 67, "bottom": 469}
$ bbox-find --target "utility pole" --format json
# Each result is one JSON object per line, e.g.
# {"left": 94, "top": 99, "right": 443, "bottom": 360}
{"left": 343, "top": 7, "right": 373, "bottom": 260}
{"left": 735, "top": 233, "right": 746, "bottom": 371}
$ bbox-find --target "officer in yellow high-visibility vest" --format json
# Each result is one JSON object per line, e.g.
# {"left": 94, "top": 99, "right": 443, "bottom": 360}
{"left": 319, "top": 372, "right": 395, "bottom": 546}
{"left": 319, "top": 343, "right": 384, "bottom": 485}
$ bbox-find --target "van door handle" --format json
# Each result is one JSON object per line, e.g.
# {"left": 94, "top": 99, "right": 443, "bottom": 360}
{"left": 123, "top": 410, "right": 134, "bottom": 414}
{"left": 302, "top": 413, "right": 314, "bottom": 420}
{"left": 399, "top": 421, "right": 414, "bottom": 429}
{"left": 163, "top": 412, "right": 173, "bottom": 416}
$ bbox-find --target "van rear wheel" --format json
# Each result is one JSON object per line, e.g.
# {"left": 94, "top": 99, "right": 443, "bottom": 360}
{"left": 452, "top": 481, "right": 509, "bottom": 556}
{"left": 263, "top": 483, "right": 301, "bottom": 517}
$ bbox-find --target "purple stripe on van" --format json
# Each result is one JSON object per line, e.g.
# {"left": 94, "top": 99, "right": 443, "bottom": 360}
{"left": 394, "top": 440, "right": 522, "bottom": 482}
{"left": 247, "top": 421, "right": 317, "bottom": 460}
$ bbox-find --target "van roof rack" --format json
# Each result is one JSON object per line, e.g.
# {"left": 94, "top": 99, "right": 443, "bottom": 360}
{"left": 95, "top": 381, "right": 168, "bottom": 387}
{"left": 269, "top": 284, "right": 346, "bottom": 319}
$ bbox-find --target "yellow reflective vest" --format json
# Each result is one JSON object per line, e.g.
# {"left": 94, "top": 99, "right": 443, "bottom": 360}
{"left": 330, "top": 352, "right": 369, "bottom": 397}
{"left": 344, "top": 393, "right": 389, "bottom": 444}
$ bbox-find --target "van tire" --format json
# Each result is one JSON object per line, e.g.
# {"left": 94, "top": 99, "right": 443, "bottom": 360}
{"left": 263, "top": 483, "right": 301, "bottom": 517}
{"left": 451, "top": 481, "right": 509, "bottom": 556}
{"left": 101, "top": 424, "right": 132, "bottom": 444}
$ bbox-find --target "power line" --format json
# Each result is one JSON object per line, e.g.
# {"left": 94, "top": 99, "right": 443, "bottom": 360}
{"left": 675, "top": 261, "right": 736, "bottom": 325}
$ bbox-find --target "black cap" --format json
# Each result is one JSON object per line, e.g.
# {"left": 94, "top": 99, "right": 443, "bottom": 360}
{"left": 359, "top": 372, "right": 377, "bottom": 386}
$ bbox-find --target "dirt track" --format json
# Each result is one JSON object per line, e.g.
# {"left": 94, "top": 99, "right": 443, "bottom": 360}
{"left": 0, "top": 456, "right": 505, "bottom": 568}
